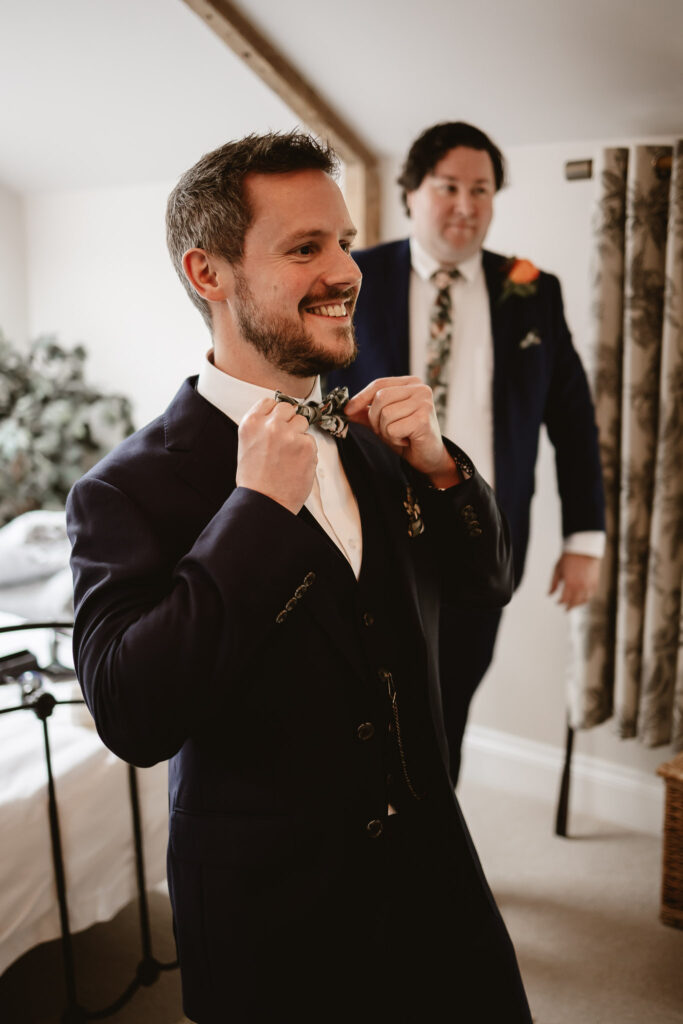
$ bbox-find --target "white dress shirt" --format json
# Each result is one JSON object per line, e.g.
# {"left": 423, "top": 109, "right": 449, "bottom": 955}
{"left": 408, "top": 238, "right": 605, "bottom": 560}
{"left": 196, "top": 353, "right": 363, "bottom": 578}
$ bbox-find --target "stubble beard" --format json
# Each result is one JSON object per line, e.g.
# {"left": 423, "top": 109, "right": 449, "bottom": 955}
{"left": 234, "top": 270, "right": 357, "bottom": 378}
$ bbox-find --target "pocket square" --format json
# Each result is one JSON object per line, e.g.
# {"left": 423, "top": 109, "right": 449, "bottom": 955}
{"left": 519, "top": 330, "right": 541, "bottom": 349}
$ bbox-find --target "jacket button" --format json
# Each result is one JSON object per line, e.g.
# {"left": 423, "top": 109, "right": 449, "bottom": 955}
{"left": 357, "top": 722, "right": 375, "bottom": 741}
{"left": 362, "top": 611, "right": 374, "bottom": 627}
{"left": 366, "top": 818, "right": 383, "bottom": 839}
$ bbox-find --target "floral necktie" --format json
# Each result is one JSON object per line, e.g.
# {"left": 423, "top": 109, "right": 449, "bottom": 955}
{"left": 425, "top": 268, "right": 460, "bottom": 430}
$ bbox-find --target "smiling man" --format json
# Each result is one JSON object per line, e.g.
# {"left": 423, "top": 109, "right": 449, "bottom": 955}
{"left": 328, "top": 121, "right": 605, "bottom": 784}
{"left": 67, "top": 132, "right": 532, "bottom": 1023}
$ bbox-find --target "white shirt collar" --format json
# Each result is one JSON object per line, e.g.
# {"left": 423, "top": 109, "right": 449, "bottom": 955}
{"left": 409, "top": 236, "right": 482, "bottom": 285}
{"left": 196, "top": 351, "right": 321, "bottom": 425}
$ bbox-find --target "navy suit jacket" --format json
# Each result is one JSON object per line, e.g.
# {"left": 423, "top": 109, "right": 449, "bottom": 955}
{"left": 66, "top": 377, "right": 516, "bottom": 1019}
{"left": 328, "top": 240, "right": 605, "bottom": 585}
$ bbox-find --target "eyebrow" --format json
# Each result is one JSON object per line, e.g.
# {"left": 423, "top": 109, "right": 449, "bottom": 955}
{"left": 279, "top": 226, "right": 358, "bottom": 246}
{"left": 431, "top": 174, "right": 493, "bottom": 185}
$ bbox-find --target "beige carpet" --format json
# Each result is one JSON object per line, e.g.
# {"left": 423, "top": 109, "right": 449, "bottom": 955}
{"left": 459, "top": 780, "right": 683, "bottom": 1024}
{"left": 2, "top": 781, "right": 682, "bottom": 1023}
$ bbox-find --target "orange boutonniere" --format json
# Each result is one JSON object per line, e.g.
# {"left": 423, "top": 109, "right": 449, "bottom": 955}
{"left": 499, "top": 257, "right": 540, "bottom": 303}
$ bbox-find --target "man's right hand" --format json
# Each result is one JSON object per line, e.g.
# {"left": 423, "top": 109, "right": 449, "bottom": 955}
{"left": 236, "top": 397, "right": 317, "bottom": 515}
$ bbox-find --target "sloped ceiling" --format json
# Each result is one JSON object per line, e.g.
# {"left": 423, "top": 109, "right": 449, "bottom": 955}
{"left": 1, "top": 0, "right": 682, "bottom": 193}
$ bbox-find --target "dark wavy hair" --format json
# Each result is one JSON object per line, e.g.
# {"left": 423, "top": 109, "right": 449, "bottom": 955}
{"left": 397, "top": 122, "right": 506, "bottom": 215}
{"left": 166, "top": 131, "right": 339, "bottom": 330}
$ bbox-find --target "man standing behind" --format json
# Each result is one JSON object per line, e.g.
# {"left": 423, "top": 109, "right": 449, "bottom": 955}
{"left": 67, "top": 132, "right": 531, "bottom": 1022}
{"left": 328, "top": 121, "right": 605, "bottom": 783}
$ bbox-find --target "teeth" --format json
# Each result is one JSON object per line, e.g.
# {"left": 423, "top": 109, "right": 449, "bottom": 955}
{"left": 309, "top": 303, "right": 346, "bottom": 317}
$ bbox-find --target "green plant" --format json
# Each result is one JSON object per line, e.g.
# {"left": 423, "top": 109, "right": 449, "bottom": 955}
{"left": 0, "top": 332, "right": 135, "bottom": 526}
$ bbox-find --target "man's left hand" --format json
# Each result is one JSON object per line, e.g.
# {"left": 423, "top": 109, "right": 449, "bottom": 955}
{"left": 549, "top": 553, "right": 601, "bottom": 610}
{"left": 344, "top": 376, "right": 460, "bottom": 487}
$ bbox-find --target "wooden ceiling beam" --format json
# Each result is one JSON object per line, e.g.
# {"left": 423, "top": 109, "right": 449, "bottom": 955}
{"left": 181, "top": 0, "right": 380, "bottom": 245}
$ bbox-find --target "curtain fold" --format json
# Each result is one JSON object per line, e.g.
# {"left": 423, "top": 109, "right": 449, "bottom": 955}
{"left": 568, "top": 141, "right": 683, "bottom": 752}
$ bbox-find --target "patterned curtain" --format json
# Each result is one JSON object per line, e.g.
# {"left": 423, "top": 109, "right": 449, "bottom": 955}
{"left": 568, "top": 141, "right": 683, "bottom": 752}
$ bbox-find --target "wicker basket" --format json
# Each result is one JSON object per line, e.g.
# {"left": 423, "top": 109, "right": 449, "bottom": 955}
{"left": 657, "top": 752, "right": 683, "bottom": 929}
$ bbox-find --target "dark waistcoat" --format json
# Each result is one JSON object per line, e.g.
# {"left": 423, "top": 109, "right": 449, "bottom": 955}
{"left": 311, "top": 435, "right": 452, "bottom": 825}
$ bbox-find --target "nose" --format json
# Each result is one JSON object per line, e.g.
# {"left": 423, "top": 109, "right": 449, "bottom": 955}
{"left": 451, "top": 191, "right": 474, "bottom": 218}
{"left": 321, "top": 245, "right": 362, "bottom": 291}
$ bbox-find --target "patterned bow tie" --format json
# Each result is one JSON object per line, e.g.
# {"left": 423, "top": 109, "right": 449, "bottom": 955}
{"left": 274, "top": 386, "right": 349, "bottom": 438}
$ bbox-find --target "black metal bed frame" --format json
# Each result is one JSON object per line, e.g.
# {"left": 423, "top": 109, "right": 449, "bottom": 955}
{"left": 0, "top": 622, "right": 178, "bottom": 1023}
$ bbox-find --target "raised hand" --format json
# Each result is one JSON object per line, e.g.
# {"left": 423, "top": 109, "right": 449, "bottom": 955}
{"left": 236, "top": 396, "right": 317, "bottom": 514}
{"left": 344, "top": 376, "right": 460, "bottom": 488}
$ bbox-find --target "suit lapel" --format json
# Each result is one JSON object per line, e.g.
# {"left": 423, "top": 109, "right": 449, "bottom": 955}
{"left": 289, "top": 506, "right": 369, "bottom": 682}
{"left": 483, "top": 250, "right": 517, "bottom": 504}
{"left": 483, "top": 248, "right": 510, "bottom": 364}
{"left": 164, "top": 378, "right": 239, "bottom": 510}
{"left": 342, "top": 425, "right": 428, "bottom": 646}
{"left": 389, "top": 239, "right": 412, "bottom": 377}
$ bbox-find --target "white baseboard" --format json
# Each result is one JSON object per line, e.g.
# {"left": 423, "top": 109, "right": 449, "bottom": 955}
{"left": 461, "top": 724, "right": 664, "bottom": 836}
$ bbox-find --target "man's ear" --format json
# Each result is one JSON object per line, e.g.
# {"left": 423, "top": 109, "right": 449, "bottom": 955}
{"left": 182, "top": 249, "right": 235, "bottom": 303}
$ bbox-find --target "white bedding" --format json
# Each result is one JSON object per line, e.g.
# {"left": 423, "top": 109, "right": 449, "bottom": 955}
{"left": 0, "top": 620, "right": 169, "bottom": 976}
{"left": 0, "top": 510, "right": 74, "bottom": 621}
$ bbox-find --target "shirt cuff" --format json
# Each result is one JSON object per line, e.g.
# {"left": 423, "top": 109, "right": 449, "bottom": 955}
{"left": 562, "top": 531, "right": 606, "bottom": 558}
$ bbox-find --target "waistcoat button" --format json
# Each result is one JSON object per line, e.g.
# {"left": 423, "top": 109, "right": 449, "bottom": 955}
{"left": 357, "top": 722, "right": 375, "bottom": 741}
{"left": 362, "top": 611, "right": 374, "bottom": 627}
{"left": 366, "top": 818, "right": 383, "bottom": 839}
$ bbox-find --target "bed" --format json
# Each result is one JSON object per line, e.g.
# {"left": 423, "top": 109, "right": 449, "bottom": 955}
{"left": 0, "top": 512, "right": 170, "bottom": 978}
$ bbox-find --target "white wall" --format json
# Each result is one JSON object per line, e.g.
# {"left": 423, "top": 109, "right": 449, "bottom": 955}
{"left": 24, "top": 182, "right": 210, "bottom": 428}
{"left": 0, "top": 182, "right": 28, "bottom": 349}
{"left": 380, "top": 137, "right": 678, "bottom": 785}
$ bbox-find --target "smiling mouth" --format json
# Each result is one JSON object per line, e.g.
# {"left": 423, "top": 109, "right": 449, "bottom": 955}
{"left": 304, "top": 301, "right": 350, "bottom": 319}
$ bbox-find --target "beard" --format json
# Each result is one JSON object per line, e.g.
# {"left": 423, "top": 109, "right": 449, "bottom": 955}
{"left": 234, "top": 270, "right": 358, "bottom": 377}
